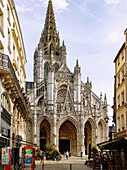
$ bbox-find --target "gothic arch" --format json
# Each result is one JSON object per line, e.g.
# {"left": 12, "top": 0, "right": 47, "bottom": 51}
{"left": 98, "top": 119, "right": 106, "bottom": 142}
{"left": 84, "top": 117, "right": 95, "bottom": 154}
{"left": 57, "top": 117, "right": 79, "bottom": 155}
{"left": 37, "top": 96, "right": 44, "bottom": 105}
{"left": 37, "top": 116, "right": 53, "bottom": 149}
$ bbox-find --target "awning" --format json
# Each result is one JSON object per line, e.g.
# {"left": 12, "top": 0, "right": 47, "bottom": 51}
{"left": 97, "top": 137, "right": 127, "bottom": 150}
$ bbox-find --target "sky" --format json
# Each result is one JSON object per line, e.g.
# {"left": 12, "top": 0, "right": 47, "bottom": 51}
{"left": 14, "top": 0, "right": 127, "bottom": 125}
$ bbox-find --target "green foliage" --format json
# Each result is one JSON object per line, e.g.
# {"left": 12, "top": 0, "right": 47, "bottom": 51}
{"left": 91, "top": 146, "right": 98, "bottom": 152}
{"left": 35, "top": 148, "right": 42, "bottom": 160}
{"left": 45, "top": 145, "right": 62, "bottom": 161}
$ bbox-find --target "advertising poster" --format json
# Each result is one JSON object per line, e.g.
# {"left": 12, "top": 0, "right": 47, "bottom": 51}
{"left": 2, "top": 148, "right": 6, "bottom": 165}
{"left": 2, "top": 147, "right": 11, "bottom": 166}
{"left": 23, "top": 147, "right": 33, "bottom": 170}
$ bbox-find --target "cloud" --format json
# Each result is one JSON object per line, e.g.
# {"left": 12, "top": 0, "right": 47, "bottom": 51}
{"left": 105, "top": 0, "right": 121, "bottom": 5}
{"left": 105, "top": 32, "right": 121, "bottom": 44}
{"left": 39, "top": 0, "right": 69, "bottom": 11}
{"left": 16, "top": 5, "right": 33, "bottom": 12}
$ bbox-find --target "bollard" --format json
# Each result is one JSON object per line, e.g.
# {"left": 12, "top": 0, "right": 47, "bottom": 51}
{"left": 70, "top": 164, "right": 72, "bottom": 170}
{"left": 42, "top": 162, "right": 44, "bottom": 170}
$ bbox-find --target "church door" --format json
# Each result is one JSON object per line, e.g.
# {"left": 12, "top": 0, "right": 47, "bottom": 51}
{"left": 59, "top": 120, "right": 77, "bottom": 155}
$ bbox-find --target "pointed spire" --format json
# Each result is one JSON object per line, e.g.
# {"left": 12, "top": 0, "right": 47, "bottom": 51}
{"left": 38, "top": 0, "right": 61, "bottom": 55}
{"left": 76, "top": 59, "right": 79, "bottom": 67}
{"left": 62, "top": 40, "right": 65, "bottom": 47}
{"left": 87, "top": 76, "right": 89, "bottom": 83}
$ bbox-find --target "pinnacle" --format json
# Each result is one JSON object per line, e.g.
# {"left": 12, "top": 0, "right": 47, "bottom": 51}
{"left": 76, "top": 59, "right": 79, "bottom": 66}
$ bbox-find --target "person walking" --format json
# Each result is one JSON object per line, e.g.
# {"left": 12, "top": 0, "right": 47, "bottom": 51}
{"left": 56, "top": 152, "right": 59, "bottom": 162}
{"left": 41, "top": 151, "right": 44, "bottom": 163}
{"left": 66, "top": 151, "right": 69, "bottom": 160}
{"left": 81, "top": 151, "right": 83, "bottom": 159}
{"left": 69, "top": 151, "right": 71, "bottom": 158}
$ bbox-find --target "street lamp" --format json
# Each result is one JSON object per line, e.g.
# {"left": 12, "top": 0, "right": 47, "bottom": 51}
{"left": 104, "top": 116, "right": 109, "bottom": 123}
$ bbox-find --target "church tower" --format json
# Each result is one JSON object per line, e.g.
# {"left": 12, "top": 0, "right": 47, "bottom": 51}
{"left": 26, "top": 0, "right": 109, "bottom": 156}
{"left": 33, "top": 0, "right": 66, "bottom": 84}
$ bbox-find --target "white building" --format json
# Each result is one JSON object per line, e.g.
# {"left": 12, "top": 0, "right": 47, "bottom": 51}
{"left": 26, "top": 0, "right": 109, "bottom": 156}
{"left": 0, "top": 0, "right": 29, "bottom": 149}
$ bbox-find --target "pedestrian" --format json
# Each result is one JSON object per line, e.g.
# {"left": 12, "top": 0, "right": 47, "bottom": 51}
{"left": 81, "top": 151, "right": 83, "bottom": 159}
{"left": 41, "top": 151, "right": 44, "bottom": 163}
{"left": 56, "top": 152, "right": 59, "bottom": 162}
{"left": 66, "top": 151, "right": 69, "bottom": 160}
{"left": 69, "top": 151, "right": 71, "bottom": 157}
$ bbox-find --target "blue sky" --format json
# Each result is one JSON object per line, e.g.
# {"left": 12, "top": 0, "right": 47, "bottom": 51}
{"left": 14, "top": 0, "right": 127, "bottom": 124}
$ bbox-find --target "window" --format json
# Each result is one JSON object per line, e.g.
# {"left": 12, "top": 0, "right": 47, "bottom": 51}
{"left": 57, "top": 89, "right": 67, "bottom": 102}
{"left": 54, "top": 63, "right": 59, "bottom": 72}
{"left": 121, "top": 92, "right": 124, "bottom": 105}
{"left": 8, "top": 29, "right": 11, "bottom": 53}
{"left": 118, "top": 95, "right": 120, "bottom": 108}
{"left": 118, "top": 117, "right": 120, "bottom": 132}
{"left": 7, "top": 5, "right": 11, "bottom": 26}
{"left": 44, "top": 62, "right": 49, "bottom": 77}
{"left": 121, "top": 70, "right": 124, "bottom": 82}
{"left": 13, "top": 45, "right": 15, "bottom": 59}
{"left": 0, "top": 8, "right": 4, "bottom": 37}
{"left": 121, "top": 115, "right": 124, "bottom": 130}
{"left": 118, "top": 75, "right": 120, "bottom": 86}
{"left": 1, "top": 94, "right": 10, "bottom": 113}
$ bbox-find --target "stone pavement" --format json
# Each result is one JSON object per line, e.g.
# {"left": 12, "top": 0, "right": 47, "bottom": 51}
{"left": 35, "top": 156, "right": 92, "bottom": 170}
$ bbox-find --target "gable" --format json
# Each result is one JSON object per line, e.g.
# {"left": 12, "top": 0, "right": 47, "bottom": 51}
{"left": 57, "top": 63, "right": 71, "bottom": 74}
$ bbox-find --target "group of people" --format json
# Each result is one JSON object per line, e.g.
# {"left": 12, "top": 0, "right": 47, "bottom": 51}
{"left": 63, "top": 151, "right": 71, "bottom": 160}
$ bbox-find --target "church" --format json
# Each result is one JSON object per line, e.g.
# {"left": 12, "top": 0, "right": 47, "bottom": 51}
{"left": 26, "top": 0, "right": 109, "bottom": 156}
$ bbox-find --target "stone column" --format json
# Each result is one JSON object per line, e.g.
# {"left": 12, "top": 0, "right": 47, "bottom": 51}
{"left": 80, "top": 122, "right": 85, "bottom": 155}
{"left": 52, "top": 114, "right": 57, "bottom": 148}
{"left": 80, "top": 94, "right": 85, "bottom": 155}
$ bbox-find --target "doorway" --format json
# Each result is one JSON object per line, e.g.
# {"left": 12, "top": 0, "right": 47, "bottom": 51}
{"left": 40, "top": 139, "right": 46, "bottom": 151}
{"left": 59, "top": 139, "right": 70, "bottom": 154}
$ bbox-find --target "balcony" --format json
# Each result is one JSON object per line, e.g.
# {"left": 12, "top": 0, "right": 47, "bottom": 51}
{"left": 0, "top": 53, "right": 29, "bottom": 120}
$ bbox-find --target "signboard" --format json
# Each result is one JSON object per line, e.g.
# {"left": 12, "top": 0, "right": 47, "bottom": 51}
{"left": 2, "top": 148, "right": 6, "bottom": 165}
{"left": 2, "top": 147, "right": 11, "bottom": 165}
{"left": 23, "top": 146, "right": 33, "bottom": 170}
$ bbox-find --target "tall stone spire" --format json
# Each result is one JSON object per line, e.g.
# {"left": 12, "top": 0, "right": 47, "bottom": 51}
{"left": 39, "top": 0, "right": 60, "bottom": 56}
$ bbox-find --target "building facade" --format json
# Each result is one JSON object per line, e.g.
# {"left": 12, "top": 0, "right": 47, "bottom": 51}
{"left": 26, "top": 0, "right": 109, "bottom": 156}
{"left": 0, "top": 0, "right": 30, "bottom": 148}
{"left": 113, "top": 29, "right": 127, "bottom": 138}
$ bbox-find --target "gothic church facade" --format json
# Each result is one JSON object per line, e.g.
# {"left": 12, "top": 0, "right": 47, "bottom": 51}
{"left": 26, "top": 0, "right": 108, "bottom": 156}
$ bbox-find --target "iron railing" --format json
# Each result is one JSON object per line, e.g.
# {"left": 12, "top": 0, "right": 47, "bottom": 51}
{"left": 0, "top": 53, "right": 28, "bottom": 116}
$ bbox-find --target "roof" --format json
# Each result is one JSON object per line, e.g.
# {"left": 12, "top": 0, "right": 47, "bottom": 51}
{"left": 97, "top": 137, "right": 127, "bottom": 150}
{"left": 114, "top": 43, "right": 125, "bottom": 63}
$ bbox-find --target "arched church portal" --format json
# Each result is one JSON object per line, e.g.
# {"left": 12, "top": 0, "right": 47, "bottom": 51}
{"left": 40, "top": 119, "right": 50, "bottom": 151}
{"left": 84, "top": 121, "right": 92, "bottom": 155}
{"left": 59, "top": 120, "right": 77, "bottom": 155}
